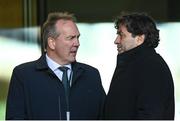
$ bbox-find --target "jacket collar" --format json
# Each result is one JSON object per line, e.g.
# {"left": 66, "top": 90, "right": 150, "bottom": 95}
{"left": 35, "top": 53, "right": 85, "bottom": 85}
{"left": 71, "top": 61, "right": 85, "bottom": 85}
{"left": 36, "top": 53, "right": 49, "bottom": 70}
{"left": 117, "top": 43, "right": 156, "bottom": 67}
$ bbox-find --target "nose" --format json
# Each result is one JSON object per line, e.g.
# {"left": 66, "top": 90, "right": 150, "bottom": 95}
{"left": 114, "top": 36, "right": 120, "bottom": 45}
{"left": 74, "top": 38, "right": 80, "bottom": 47}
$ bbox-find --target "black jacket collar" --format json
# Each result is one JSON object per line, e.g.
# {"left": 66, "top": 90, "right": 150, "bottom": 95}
{"left": 117, "top": 43, "right": 156, "bottom": 67}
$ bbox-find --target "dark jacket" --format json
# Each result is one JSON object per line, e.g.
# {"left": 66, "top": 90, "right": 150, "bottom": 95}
{"left": 104, "top": 43, "right": 174, "bottom": 120}
{"left": 6, "top": 54, "right": 106, "bottom": 120}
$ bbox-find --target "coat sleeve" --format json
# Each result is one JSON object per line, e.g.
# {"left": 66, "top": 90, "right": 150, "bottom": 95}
{"left": 136, "top": 60, "right": 174, "bottom": 119}
{"left": 6, "top": 67, "right": 27, "bottom": 119}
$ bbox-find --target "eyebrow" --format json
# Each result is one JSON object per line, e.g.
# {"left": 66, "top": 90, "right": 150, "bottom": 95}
{"left": 66, "top": 34, "right": 80, "bottom": 39}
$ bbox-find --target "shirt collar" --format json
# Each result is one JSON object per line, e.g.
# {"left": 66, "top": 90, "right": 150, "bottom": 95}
{"left": 46, "top": 54, "right": 71, "bottom": 71}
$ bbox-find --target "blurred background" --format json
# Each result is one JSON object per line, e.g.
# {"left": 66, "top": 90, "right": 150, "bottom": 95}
{"left": 0, "top": 0, "right": 180, "bottom": 120}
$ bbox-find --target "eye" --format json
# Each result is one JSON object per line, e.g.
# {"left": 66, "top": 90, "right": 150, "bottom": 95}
{"left": 120, "top": 32, "right": 126, "bottom": 38}
{"left": 117, "top": 31, "right": 123, "bottom": 37}
{"left": 66, "top": 36, "right": 75, "bottom": 40}
{"left": 116, "top": 31, "right": 120, "bottom": 35}
{"left": 77, "top": 35, "right": 80, "bottom": 39}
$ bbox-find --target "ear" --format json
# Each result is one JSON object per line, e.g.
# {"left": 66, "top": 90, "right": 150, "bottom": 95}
{"left": 47, "top": 37, "right": 56, "bottom": 50}
{"left": 135, "top": 34, "right": 145, "bottom": 46}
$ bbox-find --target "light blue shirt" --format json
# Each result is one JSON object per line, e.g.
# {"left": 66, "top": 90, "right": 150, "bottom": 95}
{"left": 46, "top": 54, "right": 72, "bottom": 85}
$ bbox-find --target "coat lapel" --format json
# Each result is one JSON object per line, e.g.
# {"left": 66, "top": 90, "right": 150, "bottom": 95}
{"left": 71, "top": 62, "right": 84, "bottom": 85}
{"left": 36, "top": 55, "right": 85, "bottom": 84}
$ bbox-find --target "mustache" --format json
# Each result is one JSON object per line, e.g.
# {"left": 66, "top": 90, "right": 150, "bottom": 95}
{"left": 117, "top": 45, "right": 122, "bottom": 48}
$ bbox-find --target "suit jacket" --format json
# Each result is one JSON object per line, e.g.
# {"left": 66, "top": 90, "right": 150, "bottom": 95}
{"left": 104, "top": 43, "right": 175, "bottom": 120}
{"left": 6, "top": 54, "right": 106, "bottom": 120}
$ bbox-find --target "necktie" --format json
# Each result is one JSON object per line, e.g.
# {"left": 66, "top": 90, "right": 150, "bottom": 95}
{"left": 59, "top": 66, "right": 70, "bottom": 111}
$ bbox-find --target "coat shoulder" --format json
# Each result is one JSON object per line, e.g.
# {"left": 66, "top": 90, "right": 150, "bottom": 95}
{"left": 76, "top": 62, "right": 99, "bottom": 72}
{"left": 14, "top": 60, "right": 37, "bottom": 71}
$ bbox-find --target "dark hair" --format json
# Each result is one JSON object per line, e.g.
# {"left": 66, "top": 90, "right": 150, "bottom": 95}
{"left": 42, "top": 12, "right": 77, "bottom": 52}
{"left": 114, "top": 12, "right": 160, "bottom": 48}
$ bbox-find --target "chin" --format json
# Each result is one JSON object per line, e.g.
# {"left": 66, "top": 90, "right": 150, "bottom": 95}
{"left": 69, "top": 57, "right": 76, "bottom": 62}
{"left": 118, "top": 51, "right": 124, "bottom": 54}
